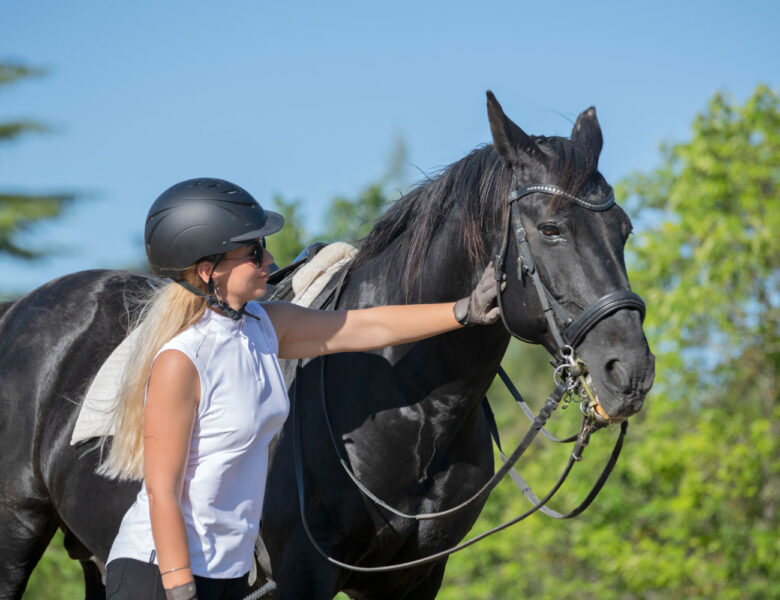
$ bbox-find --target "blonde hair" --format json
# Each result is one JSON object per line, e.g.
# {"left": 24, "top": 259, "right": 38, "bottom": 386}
{"left": 98, "top": 266, "right": 208, "bottom": 481}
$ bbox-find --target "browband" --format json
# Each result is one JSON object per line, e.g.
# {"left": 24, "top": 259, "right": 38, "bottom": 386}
{"left": 509, "top": 184, "right": 615, "bottom": 212}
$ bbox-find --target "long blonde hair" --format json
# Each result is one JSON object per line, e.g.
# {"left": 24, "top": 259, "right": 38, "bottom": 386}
{"left": 98, "top": 266, "right": 208, "bottom": 481}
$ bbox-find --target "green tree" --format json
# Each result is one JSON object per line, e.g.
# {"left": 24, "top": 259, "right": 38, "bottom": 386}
{"left": 439, "top": 85, "right": 779, "bottom": 599}
{"left": 322, "top": 182, "right": 389, "bottom": 243}
{"left": 320, "top": 136, "right": 406, "bottom": 243}
{"left": 0, "top": 62, "right": 75, "bottom": 261}
{"left": 266, "top": 194, "right": 308, "bottom": 267}
{"left": 602, "top": 84, "right": 779, "bottom": 599}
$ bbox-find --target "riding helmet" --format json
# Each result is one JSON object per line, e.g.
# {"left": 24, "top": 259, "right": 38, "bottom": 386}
{"left": 144, "top": 177, "right": 284, "bottom": 277}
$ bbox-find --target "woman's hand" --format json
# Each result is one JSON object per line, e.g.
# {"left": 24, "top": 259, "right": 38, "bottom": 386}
{"left": 165, "top": 582, "right": 198, "bottom": 600}
{"left": 453, "top": 262, "right": 505, "bottom": 326}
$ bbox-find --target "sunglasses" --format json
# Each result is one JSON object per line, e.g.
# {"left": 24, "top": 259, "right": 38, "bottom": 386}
{"left": 218, "top": 238, "right": 267, "bottom": 268}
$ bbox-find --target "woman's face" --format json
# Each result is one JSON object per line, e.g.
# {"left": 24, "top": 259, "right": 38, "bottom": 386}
{"left": 197, "top": 241, "right": 275, "bottom": 308}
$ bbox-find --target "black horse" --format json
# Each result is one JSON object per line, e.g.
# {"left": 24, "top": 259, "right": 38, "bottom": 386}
{"left": 0, "top": 93, "right": 653, "bottom": 600}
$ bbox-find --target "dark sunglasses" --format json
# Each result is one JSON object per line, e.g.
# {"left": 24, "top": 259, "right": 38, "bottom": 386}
{"left": 218, "top": 238, "right": 267, "bottom": 267}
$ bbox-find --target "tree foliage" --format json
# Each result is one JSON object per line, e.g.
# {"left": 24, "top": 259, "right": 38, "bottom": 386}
{"left": 322, "top": 183, "right": 389, "bottom": 243}
{"left": 0, "top": 61, "right": 76, "bottom": 260}
{"left": 265, "top": 195, "right": 308, "bottom": 267}
{"left": 621, "top": 84, "right": 779, "bottom": 387}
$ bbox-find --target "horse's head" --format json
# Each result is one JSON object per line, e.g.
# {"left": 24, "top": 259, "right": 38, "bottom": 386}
{"left": 486, "top": 91, "right": 654, "bottom": 420}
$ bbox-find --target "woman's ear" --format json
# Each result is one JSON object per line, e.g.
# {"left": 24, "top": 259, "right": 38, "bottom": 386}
{"left": 196, "top": 261, "right": 213, "bottom": 285}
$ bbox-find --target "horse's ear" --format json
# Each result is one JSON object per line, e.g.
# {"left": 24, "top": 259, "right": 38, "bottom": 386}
{"left": 571, "top": 106, "right": 603, "bottom": 160}
{"left": 486, "top": 90, "right": 544, "bottom": 167}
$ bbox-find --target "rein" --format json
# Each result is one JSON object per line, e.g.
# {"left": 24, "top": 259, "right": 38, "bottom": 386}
{"left": 289, "top": 181, "right": 644, "bottom": 572}
{"left": 293, "top": 369, "right": 628, "bottom": 573}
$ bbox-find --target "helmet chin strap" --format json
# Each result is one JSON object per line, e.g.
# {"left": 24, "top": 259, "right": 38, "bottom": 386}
{"left": 173, "top": 256, "right": 257, "bottom": 322}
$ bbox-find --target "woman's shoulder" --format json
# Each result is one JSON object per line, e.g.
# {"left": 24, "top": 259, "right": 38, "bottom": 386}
{"left": 151, "top": 347, "right": 199, "bottom": 380}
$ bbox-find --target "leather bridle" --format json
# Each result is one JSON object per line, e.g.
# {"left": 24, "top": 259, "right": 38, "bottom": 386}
{"left": 495, "top": 182, "right": 646, "bottom": 420}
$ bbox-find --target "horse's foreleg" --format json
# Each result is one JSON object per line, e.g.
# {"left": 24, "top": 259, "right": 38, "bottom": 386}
{"left": 0, "top": 500, "right": 58, "bottom": 600}
{"left": 78, "top": 559, "right": 106, "bottom": 600}
{"left": 63, "top": 527, "right": 106, "bottom": 600}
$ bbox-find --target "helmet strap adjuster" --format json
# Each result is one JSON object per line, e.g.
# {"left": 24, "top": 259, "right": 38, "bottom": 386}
{"left": 173, "top": 255, "right": 257, "bottom": 322}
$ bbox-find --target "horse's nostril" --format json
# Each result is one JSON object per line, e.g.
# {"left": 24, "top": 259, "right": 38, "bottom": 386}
{"left": 604, "top": 358, "right": 631, "bottom": 394}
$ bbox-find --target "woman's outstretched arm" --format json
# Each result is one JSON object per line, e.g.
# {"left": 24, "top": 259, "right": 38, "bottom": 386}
{"left": 264, "top": 263, "right": 503, "bottom": 360}
{"left": 265, "top": 301, "right": 460, "bottom": 359}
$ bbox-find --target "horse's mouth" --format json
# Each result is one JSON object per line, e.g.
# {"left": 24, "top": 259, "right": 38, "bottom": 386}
{"left": 593, "top": 399, "right": 612, "bottom": 422}
{"left": 585, "top": 374, "right": 629, "bottom": 424}
{"left": 591, "top": 389, "right": 633, "bottom": 424}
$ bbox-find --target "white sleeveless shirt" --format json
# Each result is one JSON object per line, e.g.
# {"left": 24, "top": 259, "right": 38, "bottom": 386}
{"left": 107, "top": 303, "right": 290, "bottom": 578}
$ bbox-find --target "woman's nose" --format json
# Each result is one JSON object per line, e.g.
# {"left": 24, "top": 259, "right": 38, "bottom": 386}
{"left": 262, "top": 248, "right": 274, "bottom": 266}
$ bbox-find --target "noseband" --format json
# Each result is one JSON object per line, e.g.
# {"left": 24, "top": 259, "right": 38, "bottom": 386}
{"left": 495, "top": 183, "right": 646, "bottom": 418}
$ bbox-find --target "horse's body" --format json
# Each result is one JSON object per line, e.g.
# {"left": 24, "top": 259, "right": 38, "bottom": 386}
{"left": 0, "top": 94, "right": 654, "bottom": 599}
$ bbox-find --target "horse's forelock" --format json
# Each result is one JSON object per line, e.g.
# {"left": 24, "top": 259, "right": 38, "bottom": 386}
{"left": 536, "top": 135, "right": 601, "bottom": 201}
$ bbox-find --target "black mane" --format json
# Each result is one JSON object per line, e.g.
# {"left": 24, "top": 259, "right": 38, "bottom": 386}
{"left": 354, "top": 135, "right": 599, "bottom": 294}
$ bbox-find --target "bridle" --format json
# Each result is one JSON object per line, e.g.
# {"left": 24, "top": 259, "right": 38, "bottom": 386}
{"left": 494, "top": 182, "right": 646, "bottom": 420}
{"left": 289, "top": 181, "right": 647, "bottom": 574}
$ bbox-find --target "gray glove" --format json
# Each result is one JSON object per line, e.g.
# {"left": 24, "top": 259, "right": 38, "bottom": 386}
{"left": 453, "top": 262, "right": 505, "bottom": 326}
{"left": 165, "top": 582, "right": 198, "bottom": 600}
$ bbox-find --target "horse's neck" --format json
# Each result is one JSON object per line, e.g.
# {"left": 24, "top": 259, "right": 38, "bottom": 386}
{"left": 347, "top": 217, "right": 510, "bottom": 409}
{"left": 359, "top": 218, "right": 487, "bottom": 304}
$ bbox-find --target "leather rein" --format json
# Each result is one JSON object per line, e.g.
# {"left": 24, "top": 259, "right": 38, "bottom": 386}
{"left": 291, "top": 182, "right": 645, "bottom": 572}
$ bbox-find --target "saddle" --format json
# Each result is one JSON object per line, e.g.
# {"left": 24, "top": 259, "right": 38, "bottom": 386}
{"left": 264, "top": 241, "right": 356, "bottom": 307}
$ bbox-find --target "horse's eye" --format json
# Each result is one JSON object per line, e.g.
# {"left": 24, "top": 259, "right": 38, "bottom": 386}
{"left": 539, "top": 224, "right": 560, "bottom": 237}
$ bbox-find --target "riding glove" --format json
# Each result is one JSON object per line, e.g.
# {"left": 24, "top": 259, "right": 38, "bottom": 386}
{"left": 165, "top": 582, "right": 198, "bottom": 600}
{"left": 453, "top": 262, "right": 505, "bottom": 326}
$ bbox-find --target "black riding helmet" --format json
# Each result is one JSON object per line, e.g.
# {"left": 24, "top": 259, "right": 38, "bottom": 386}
{"left": 145, "top": 177, "right": 284, "bottom": 278}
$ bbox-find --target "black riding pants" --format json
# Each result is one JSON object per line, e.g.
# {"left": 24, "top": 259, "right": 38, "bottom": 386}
{"left": 105, "top": 558, "right": 249, "bottom": 600}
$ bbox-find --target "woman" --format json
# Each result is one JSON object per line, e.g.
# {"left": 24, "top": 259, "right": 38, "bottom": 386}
{"left": 101, "top": 178, "right": 500, "bottom": 600}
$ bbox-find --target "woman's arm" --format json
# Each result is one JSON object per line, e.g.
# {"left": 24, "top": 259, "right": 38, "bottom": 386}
{"left": 264, "top": 263, "right": 503, "bottom": 360}
{"left": 264, "top": 301, "right": 460, "bottom": 359}
{"left": 143, "top": 350, "right": 199, "bottom": 589}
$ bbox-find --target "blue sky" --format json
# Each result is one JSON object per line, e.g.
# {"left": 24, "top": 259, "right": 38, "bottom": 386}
{"left": 1, "top": 1, "right": 778, "bottom": 294}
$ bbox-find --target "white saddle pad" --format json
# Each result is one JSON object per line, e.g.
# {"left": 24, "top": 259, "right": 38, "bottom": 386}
{"left": 70, "top": 242, "right": 357, "bottom": 446}
{"left": 70, "top": 327, "right": 141, "bottom": 445}
{"left": 291, "top": 242, "right": 356, "bottom": 306}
